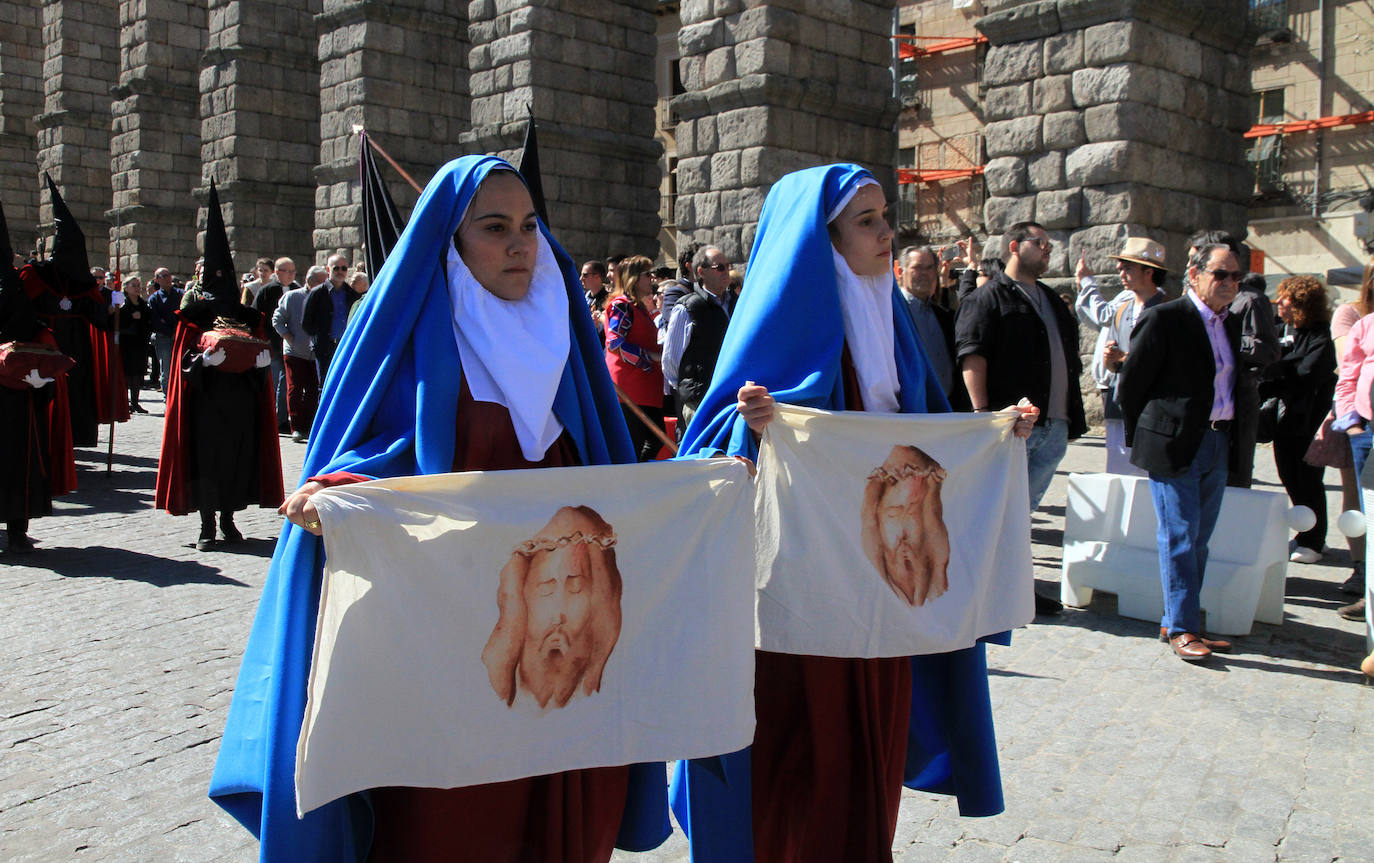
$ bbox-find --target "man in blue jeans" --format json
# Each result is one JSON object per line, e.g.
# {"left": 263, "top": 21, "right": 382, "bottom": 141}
{"left": 1117, "top": 242, "right": 1245, "bottom": 662}
{"left": 146, "top": 267, "right": 182, "bottom": 394}
{"left": 956, "top": 221, "right": 1087, "bottom": 615}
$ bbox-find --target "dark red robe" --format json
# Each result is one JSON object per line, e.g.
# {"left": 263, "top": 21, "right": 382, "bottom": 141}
{"left": 0, "top": 293, "right": 76, "bottom": 518}
{"left": 748, "top": 347, "right": 912, "bottom": 863}
{"left": 19, "top": 264, "right": 123, "bottom": 446}
{"left": 364, "top": 381, "right": 631, "bottom": 863}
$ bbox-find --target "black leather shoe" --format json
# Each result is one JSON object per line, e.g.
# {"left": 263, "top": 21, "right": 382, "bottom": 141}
{"left": 195, "top": 537, "right": 216, "bottom": 551}
{"left": 7, "top": 536, "right": 36, "bottom": 554}
{"left": 1341, "top": 565, "right": 1365, "bottom": 596}
{"left": 1034, "top": 592, "right": 1062, "bottom": 616}
{"left": 219, "top": 521, "right": 244, "bottom": 543}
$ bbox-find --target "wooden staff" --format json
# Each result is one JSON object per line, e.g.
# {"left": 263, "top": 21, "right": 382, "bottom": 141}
{"left": 614, "top": 386, "right": 677, "bottom": 455}
{"left": 107, "top": 212, "right": 120, "bottom": 475}
{"left": 361, "top": 131, "right": 423, "bottom": 195}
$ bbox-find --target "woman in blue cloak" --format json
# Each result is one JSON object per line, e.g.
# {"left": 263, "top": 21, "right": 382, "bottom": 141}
{"left": 670, "top": 163, "right": 1035, "bottom": 862}
{"left": 208, "top": 156, "right": 670, "bottom": 862}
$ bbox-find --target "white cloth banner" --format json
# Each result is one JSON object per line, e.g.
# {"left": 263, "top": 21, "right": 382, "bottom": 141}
{"left": 755, "top": 405, "right": 1035, "bottom": 657}
{"left": 296, "top": 459, "right": 757, "bottom": 816}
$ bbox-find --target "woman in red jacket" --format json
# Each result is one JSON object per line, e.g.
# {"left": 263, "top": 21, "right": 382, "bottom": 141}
{"left": 604, "top": 254, "right": 666, "bottom": 461}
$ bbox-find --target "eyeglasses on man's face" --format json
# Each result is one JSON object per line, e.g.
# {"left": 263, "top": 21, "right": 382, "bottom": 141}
{"left": 703, "top": 262, "right": 730, "bottom": 272}
{"left": 1204, "top": 269, "right": 1242, "bottom": 283}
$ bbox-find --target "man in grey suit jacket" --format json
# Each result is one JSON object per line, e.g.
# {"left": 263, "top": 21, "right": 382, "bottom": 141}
{"left": 1117, "top": 242, "right": 1247, "bottom": 662}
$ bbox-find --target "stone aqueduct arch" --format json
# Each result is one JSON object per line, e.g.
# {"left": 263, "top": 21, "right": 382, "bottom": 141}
{"left": 0, "top": 0, "right": 1250, "bottom": 282}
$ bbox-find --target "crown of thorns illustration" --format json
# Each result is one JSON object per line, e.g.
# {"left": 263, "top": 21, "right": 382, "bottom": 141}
{"left": 867, "top": 462, "right": 948, "bottom": 485}
{"left": 513, "top": 529, "right": 618, "bottom": 557}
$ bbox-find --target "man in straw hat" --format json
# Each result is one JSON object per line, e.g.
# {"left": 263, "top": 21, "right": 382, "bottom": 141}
{"left": 1080, "top": 236, "right": 1169, "bottom": 473}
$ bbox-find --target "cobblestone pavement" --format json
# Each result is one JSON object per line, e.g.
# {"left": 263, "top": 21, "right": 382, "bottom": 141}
{"left": 2, "top": 396, "right": 1369, "bottom": 862}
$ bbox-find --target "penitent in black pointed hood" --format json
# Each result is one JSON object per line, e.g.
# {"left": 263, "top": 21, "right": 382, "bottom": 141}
{"left": 45, "top": 173, "right": 96, "bottom": 290}
{"left": 200, "top": 179, "right": 238, "bottom": 302}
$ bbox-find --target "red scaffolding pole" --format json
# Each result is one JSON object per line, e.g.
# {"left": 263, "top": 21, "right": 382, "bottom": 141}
{"left": 897, "top": 166, "right": 984, "bottom": 185}
{"left": 894, "top": 33, "right": 988, "bottom": 60}
{"left": 1245, "top": 109, "right": 1374, "bottom": 138}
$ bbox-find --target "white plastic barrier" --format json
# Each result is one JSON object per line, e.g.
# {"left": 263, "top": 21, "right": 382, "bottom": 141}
{"left": 1060, "top": 473, "right": 1289, "bottom": 636}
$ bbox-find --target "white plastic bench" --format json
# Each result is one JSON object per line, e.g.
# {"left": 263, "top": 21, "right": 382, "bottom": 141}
{"left": 1060, "top": 473, "right": 1289, "bottom": 636}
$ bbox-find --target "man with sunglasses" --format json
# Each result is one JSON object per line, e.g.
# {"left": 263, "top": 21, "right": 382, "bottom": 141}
{"left": 1185, "top": 230, "right": 1279, "bottom": 490}
{"left": 956, "top": 221, "right": 1086, "bottom": 616}
{"left": 1117, "top": 241, "right": 1246, "bottom": 662}
{"left": 662, "top": 245, "right": 735, "bottom": 430}
{"left": 302, "top": 253, "right": 360, "bottom": 381}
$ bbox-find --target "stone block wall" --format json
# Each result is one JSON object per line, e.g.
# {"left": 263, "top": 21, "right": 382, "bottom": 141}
{"left": 0, "top": 2, "right": 43, "bottom": 248}
{"left": 313, "top": 0, "right": 468, "bottom": 265}
{"left": 109, "top": 0, "right": 206, "bottom": 279}
{"left": 978, "top": 0, "right": 1256, "bottom": 281}
{"left": 462, "top": 0, "right": 661, "bottom": 266}
{"left": 37, "top": 0, "right": 120, "bottom": 266}
{"left": 672, "top": 0, "right": 899, "bottom": 262}
{"left": 199, "top": 0, "right": 321, "bottom": 272}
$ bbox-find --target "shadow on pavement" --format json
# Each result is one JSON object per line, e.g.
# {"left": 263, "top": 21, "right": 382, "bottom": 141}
{"left": 1206, "top": 654, "right": 1370, "bottom": 684}
{"left": 73, "top": 450, "right": 160, "bottom": 469}
{"left": 987, "top": 668, "right": 1062, "bottom": 680}
{"left": 1031, "top": 527, "right": 1064, "bottom": 548}
{"left": 1035, "top": 592, "right": 1370, "bottom": 685}
{"left": 209, "top": 537, "right": 279, "bottom": 557}
{"left": 1284, "top": 572, "right": 1358, "bottom": 601}
{"left": 2, "top": 544, "right": 249, "bottom": 588}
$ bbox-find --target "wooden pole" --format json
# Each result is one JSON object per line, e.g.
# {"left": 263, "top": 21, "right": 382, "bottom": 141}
{"left": 363, "top": 133, "right": 423, "bottom": 194}
{"left": 613, "top": 384, "right": 676, "bottom": 455}
{"left": 106, "top": 212, "right": 120, "bottom": 475}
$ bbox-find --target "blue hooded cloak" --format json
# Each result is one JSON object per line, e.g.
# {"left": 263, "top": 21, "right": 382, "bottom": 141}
{"left": 670, "top": 164, "right": 1005, "bottom": 863}
{"left": 208, "top": 155, "right": 669, "bottom": 861}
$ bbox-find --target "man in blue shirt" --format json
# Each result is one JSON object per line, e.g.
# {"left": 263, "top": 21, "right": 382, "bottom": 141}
{"left": 146, "top": 267, "right": 183, "bottom": 393}
{"left": 301, "top": 254, "right": 359, "bottom": 381}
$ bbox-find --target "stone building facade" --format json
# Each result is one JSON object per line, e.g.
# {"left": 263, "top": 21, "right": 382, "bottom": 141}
{"left": 0, "top": 1, "right": 43, "bottom": 245}
{"left": 3, "top": 0, "right": 909, "bottom": 279}
{"left": 900, "top": 0, "right": 1371, "bottom": 289}
{"left": 978, "top": 0, "right": 1257, "bottom": 280}
{"left": 671, "top": 0, "right": 900, "bottom": 261}
{"left": 1246, "top": 0, "right": 1374, "bottom": 284}
{"left": 4, "top": 0, "right": 1279, "bottom": 296}
{"left": 461, "top": 0, "right": 661, "bottom": 267}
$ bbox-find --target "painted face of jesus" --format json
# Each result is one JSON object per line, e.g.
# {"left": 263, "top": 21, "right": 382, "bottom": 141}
{"left": 862, "top": 445, "right": 951, "bottom": 607}
{"left": 518, "top": 540, "right": 597, "bottom": 709}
